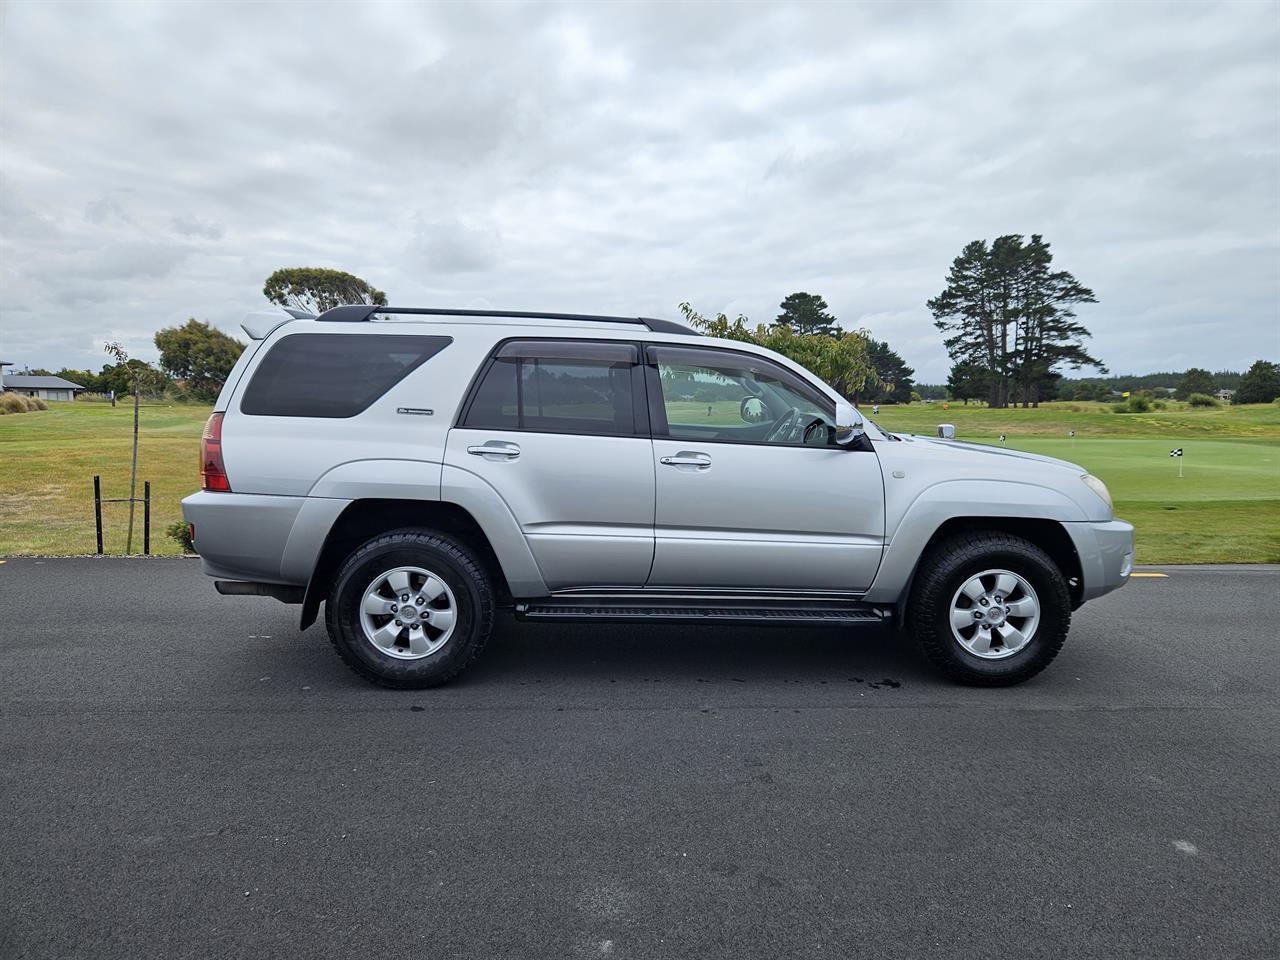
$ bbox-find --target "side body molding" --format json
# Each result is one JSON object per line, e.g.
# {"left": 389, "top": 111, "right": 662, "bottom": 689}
{"left": 862, "top": 480, "right": 1089, "bottom": 604}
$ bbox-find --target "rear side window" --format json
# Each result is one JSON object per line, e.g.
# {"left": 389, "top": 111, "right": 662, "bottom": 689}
{"left": 240, "top": 333, "right": 451, "bottom": 418}
{"left": 460, "top": 340, "right": 643, "bottom": 436}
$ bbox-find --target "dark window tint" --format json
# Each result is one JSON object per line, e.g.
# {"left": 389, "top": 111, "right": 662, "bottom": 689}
{"left": 462, "top": 340, "right": 640, "bottom": 436}
{"left": 241, "top": 333, "right": 450, "bottom": 418}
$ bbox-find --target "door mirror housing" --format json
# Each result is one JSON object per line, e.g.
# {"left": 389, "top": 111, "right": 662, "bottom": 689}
{"left": 834, "top": 400, "right": 865, "bottom": 446}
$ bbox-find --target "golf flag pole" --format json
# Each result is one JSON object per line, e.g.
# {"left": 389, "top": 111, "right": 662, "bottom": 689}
{"left": 1170, "top": 447, "right": 1184, "bottom": 478}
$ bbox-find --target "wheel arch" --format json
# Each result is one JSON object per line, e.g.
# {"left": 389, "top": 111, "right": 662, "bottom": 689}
{"left": 881, "top": 516, "right": 1085, "bottom": 626}
{"left": 925, "top": 517, "right": 1082, "bottom": 602}
{"left": 300, "top": 499, "right": 513, "bottom": 629}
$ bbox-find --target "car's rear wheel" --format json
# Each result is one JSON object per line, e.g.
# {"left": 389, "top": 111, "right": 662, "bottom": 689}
{"left": 908, "top": 532, "right": 1071, "bottom": 686}
{"left": 325, "top": 529, "right": 494, "bottom": 688}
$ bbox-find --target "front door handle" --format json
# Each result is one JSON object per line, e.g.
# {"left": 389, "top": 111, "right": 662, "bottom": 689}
{"left": 468, "top": 441, "right": 521, "bottom": 461}
{"left": 660, "top": 451, "right": 712, "bottom": 469}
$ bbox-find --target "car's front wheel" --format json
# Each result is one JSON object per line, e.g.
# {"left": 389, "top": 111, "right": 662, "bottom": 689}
{"left": 908, "top": 532, "right": 1071, "bottom": 686}
{"left": 325, "top": 529, "right": 495, "bottom": 688}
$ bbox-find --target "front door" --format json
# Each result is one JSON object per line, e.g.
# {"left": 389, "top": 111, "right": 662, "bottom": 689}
{"left": 445, "top": 338, "right": 654, "bottom": 591}
{"left": 645, "top": 344, "right": 884, "bottom": 593}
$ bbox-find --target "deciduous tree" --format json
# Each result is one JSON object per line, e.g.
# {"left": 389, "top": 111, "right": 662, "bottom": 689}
{"left": 97, "top": 359, "right": 168, "bottom": 397}
{"left": 154, "top": 319, "right": 245, "bottom": 401}
{"left": 263, "top": 267, "right": 388, "bottom": 315}
{"left": 103, "top": 343, "right": 169, "bottom": 555}
{"left": 680, "top": 303, "right": 878, "bottom": 400}
{"left": 51, "top": 368, "right": 100, "bottom": 393}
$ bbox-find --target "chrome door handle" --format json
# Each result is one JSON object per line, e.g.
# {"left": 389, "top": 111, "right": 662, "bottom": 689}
{"left": 467, "top": 441, "right": 521, "bottom": 460}
{"left": 660, "top": 452, "right": 712, "bottom": 468}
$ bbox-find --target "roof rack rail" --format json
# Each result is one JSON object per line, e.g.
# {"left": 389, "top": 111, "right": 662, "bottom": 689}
{"left": 313, "top": 305, "right": 695, "bottom": 335}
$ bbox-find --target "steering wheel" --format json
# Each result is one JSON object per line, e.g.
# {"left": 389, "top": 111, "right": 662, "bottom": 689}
{"left": 802, "top": 417, "right": 829, "bottom": 445}
{"left": 765, "top": 406, "right": 800, "bottom": 443}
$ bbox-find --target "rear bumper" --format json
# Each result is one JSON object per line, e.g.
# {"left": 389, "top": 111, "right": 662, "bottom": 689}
{"left": 182, "top": 491, "right": 304, "bottom": 583}
{"left": 183, "top": 490, "right": 349, "bottom": 587}
{"left": 1065, "top": 518, "right": 1135, "bottom": 603}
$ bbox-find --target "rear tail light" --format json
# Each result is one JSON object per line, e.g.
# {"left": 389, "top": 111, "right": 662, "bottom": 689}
{"left": 201, "top": 412, "right": 231, "bottom": 492}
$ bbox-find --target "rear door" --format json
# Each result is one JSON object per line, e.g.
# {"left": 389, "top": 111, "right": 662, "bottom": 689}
{"left": 645, "top": 343, "right": 884, "bottom": 592}
{"left": 445, "top": 339, "right": 655, "bottom": 590}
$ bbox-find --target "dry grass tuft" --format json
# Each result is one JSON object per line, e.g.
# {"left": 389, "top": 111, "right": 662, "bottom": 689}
{"left": 1, "top": 393, "right": 30, "bottom": 414}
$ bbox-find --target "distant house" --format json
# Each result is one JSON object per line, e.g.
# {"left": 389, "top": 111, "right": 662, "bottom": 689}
{"left": 1, "top": 374, "right": 86, "bottom": 401}
{"left": 0, "top": 361, "right": 11, "bottom": 393}
{"left": 1217, "top": 388, "right": 1235, "bottom": 402}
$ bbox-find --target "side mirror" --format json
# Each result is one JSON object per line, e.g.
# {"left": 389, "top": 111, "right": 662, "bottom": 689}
{"left": 740, "top": 396, "right": 767, "bottom": 423}
{"left": 937, "top": 423, "right": 956, "bottom": 439}
{"left": 834, "top": 400, "right": 864, "bottom": 446}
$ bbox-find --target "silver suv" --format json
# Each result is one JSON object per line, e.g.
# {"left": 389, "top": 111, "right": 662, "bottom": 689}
{"left": 183, "top": 305, "right": 1134, "bottom": 688}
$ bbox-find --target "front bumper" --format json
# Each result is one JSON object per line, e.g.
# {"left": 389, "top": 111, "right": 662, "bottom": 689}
{"left": 1064, "top": 518, "right": 1135, "bottom": 603}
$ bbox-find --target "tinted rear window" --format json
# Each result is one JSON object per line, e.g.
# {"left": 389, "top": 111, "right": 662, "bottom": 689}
{"left": 461, "top": 340, "right": 641, "bottom": 436}
{"left": 241, "top": 333, "right": 451, "bottom": 418}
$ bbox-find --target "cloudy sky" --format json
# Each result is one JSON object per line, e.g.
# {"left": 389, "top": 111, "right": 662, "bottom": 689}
{"left": 2, "top": 0, "right": 1277, "bottom": 382}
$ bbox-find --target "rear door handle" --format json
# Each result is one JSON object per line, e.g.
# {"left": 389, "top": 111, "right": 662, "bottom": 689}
{"left": 660, "top": 452, "right": 712, "bottom": 469}
{"left": 467, "top": 441, "right": 521, "bottom": 461}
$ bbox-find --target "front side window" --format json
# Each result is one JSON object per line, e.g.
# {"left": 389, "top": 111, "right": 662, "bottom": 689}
{"left": 241, "top": 333, "right": 451, "bottom": 418}
{"left": 648, "top": 345, "right": 835, "bottom": 446}
{"left": 461, "top": 340, "right": 642, "bottom": 437}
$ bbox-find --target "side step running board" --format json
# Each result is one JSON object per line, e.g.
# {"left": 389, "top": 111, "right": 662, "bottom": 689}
{"left": 514, "top": 598, "right": 886, "bottom": 626}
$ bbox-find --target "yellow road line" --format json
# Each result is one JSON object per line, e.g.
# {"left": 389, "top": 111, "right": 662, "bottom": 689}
{"left": 1131, "top": 572, "right": 1169, "bottom": 578}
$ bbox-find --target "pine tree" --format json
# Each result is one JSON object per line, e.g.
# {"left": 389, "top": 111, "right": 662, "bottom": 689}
{"left": 771, "top": 292, "right": 841, "bottom": 338}
{"left": 1175, "top": 368, "right": 1216, "bottom": 400}
{"left": 852, "top": 339, "right": 915, "bottom": 404}
{"left": 1235, "top": 360, "right": 1280, "bottom": 404}
{"left": 929, "top": 235, "right": 1103, "bottom": 408}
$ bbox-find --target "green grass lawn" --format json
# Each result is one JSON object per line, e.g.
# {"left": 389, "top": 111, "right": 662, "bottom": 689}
{"left": 0, "top": 401, "right": 212, "bottom": 556}
{"left": 2, "top": 398, "right": 1276, "bottom": 563}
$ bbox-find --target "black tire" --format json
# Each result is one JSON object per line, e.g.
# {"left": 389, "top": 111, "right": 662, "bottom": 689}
{"left": 325, "top": 529, "right": 495, "bottom": 689}
{"left": 908, "top": 532, "right": 1071, "bottom": 686}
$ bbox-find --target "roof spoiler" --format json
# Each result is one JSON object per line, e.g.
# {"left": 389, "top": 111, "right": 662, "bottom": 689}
{"left": 241, "top": 307, "right": 314, "bottom": 340}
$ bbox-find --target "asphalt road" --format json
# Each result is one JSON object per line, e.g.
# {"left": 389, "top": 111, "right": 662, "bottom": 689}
{"left": 1, "top": 558, "right": 1277, "bottom": 960}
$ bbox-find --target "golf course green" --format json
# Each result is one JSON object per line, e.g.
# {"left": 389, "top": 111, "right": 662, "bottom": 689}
{"left": 871, "top": 402, "right": 1280, "bottom": 564}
